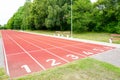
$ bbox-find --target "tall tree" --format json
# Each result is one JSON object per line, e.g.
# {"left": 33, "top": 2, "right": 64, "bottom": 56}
{"left": 93, "top": 0, "right": 120, "bottom": 33}
{"left": 45, "top": 0, "right": 71, "bottom": 30}
{"left": 31, "top": 0, "right": 48, "bottom": 30}
{"left": 21, "top": 1, "right": 32, "bottom": 30}
{"left": 73, "top": 0, "right": 93, "bottom": 32}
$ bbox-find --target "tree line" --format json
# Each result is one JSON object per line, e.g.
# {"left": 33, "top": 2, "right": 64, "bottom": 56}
{"left": 72, "top": 0, "right": 120, "bottom": 33}
{"left": 5, "top": 0, "right": 120, "bottom": 33}
{"left": 6, "top": 0, "right": 71, "bottom": 31}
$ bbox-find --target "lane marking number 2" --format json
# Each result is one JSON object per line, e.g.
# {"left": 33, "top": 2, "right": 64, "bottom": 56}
{"left": 21, "top": 65, "right": 31, "bottom": 73}
{"left": 66, "top": 54, "right": 79, "bottom": 59}
{"left": 46, "top": 59, "right": 61, "bottom": 66}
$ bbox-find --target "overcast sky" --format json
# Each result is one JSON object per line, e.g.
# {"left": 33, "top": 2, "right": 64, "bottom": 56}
{"left": 0, "top": 0, "right": 25, "bottom": 25}
{"left": 0, "top": 0, "right": 97, "bottom": 25}
{"left": 91, "top": 0, "right": 97, "bottom": 3}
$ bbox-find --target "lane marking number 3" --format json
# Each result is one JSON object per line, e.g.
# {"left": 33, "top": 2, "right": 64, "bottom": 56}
{"left": 66, "top": 54, "right": 79, "bottom": 59}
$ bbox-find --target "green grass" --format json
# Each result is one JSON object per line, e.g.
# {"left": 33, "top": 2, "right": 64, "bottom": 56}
{"left": 14, "top": 58, "right": 120, "bottom": 80}
{"left": 73, "top": 32, "right": 120, "bottom": 44}
{"left": 0, "top": 68, "right": 9, "bottom": 80}
{"left": 73, "top": 32, "right": 110, "bottom": 42}
{"left": 26, "top": 30, "right": 55, "bottom": 35}
{"left": 26, "top": 30, "right": 120, "bottom": 44}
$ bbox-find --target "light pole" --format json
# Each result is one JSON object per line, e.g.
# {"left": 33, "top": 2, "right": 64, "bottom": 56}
{"left": 70, "top": 0, "right": 73, "bottom": 38}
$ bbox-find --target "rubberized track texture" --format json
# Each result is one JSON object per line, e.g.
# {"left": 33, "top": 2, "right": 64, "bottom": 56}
{"left": 1, "top": 30, "right": 115, "bottom": 78}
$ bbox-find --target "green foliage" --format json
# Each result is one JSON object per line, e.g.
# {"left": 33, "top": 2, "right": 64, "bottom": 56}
{"left": 92, "top": 0, "right": 120, "bottom": 33}
{"left": 21, "top": 1, "right": 32, "bottom": 30}
{"left": 6, "top": 6, "right": 25, "bottom": 30}
{"left": 6, "top": 0, "right": 120, "bottom": 33}
{"left": 6, "top": 0, "right": 70, "bottom": 31}
{"left": 45, "top": 0, "right": 71, "bottom": 30}
{"left": 0, "top": 68, "right": 9, "bottom": 80}
{"left": 0, "top": 24, "right": 7, "bottom": 29}
{"left": 72, "top": 0, "right": 120, "bottom": 33}
{"left": 73, "top": 0, "right": 93, "bottom": 33}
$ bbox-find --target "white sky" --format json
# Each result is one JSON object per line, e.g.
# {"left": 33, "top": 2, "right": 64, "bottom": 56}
{"left": 91, "top": 0, "right": 97, "bottom": 3}
{"left": 0, "top": 0, "right": 25, "bottom": 25}
{"left": 0, "top": 0, "right": 96, "bottom": 25}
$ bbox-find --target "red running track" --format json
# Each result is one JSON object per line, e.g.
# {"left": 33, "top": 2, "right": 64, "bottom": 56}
{"left": 1, "top": 30, "right": 115, "bottom": 78}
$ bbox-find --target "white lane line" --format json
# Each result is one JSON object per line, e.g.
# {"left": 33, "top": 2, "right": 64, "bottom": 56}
{"left": 16, "top": 35, "right": 87, "bottom": 57}
{"left": 15, "top": 36, "right": 69, "bottom": 63}
{"left": 24, "top": 34, "right": 109, "bottom": 53}
{"left": 21, "top": 65, "right": 31, "bottom": 73}
{"left": 7, "top": 52, "right": 25, "bottom": 56}
{"left": 6, "top": 43, "right": 84, "bottom": 57}
{"left": 1, "top": 32, "right": 10, "bottom": 76}
{"left": 63, "top": 45, "right": 97, "bottom": 53}
{"left": 19, "top": 31, "right": 114, "bottom": 56}
{"left": 19, "top": 34, "right": 90, "bottom": 56}
{"left": 22, "top": 35, "right": 87, "bottom": 57}
{"left": 29, "top": 36, "right": 104, "bottom": 54}
{"left": 7, "top": 35, "right": 46, "bottom": 70}
{"left": 21, "top": 31, "right": 115, "bottom": 50}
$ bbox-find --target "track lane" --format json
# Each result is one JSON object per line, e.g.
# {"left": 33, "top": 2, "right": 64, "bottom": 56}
{"left": 14, "top": 34, "right": 85, "bottom": 62}
{"left": 16, "top": 31, "right": 114, "bottom": 52}
{"left": 14, "top": 32, "right": 88, "bottom": 57}
{"left": 2, "top": 31, "right": 45, "bottom": 78}
{"left": 6, "top": 30, "right": 70, "bottom": 68}
{"left": 2, "top": 30, "right": 115, "bottom": 78}
{"left": 13, "top": 31, "right": 115, "bottom": 61}
{"left": 16, "top": 31, "right": 115, "bottom": 50}
{"left": 7, "top": 33, "right": 46, "bottom": 70}
{"left": 15, "top": 31, "right": 114, "bottom": 57}
{"left": 10, "top": 34, "right": 70, "bottom": 63}
{"left": 7, "top": 53, "right": 43, "bottom": 78}
{"left": 2, "top": 31, "right": 24, "bottom": 54}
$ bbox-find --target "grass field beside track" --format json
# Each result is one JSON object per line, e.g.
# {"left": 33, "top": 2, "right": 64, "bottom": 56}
{"left": 0, "top": 68, "right": 9, "bottom": 80}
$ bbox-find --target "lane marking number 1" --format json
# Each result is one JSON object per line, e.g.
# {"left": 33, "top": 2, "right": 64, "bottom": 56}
{"left": 21, "top": 65, "right": 31, "bottom": 73}
{"left": 46, "top": 59, "right": 61, "bottom": 66}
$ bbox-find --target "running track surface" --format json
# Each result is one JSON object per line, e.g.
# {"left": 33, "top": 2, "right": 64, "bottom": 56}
{"left": 1, "top": 30, "right": 115, "bottom": 78}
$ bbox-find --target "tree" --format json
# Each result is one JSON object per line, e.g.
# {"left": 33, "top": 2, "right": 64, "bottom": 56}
{"left": 73, "top": 0, "right": 93, "bottom": 32}
{"left": 45, "top": 0, "right": 71, "bottom": 30}
{"left": 93, "top": 0, "right": 120, "bottom": 33}
{"left": 6, "top": 6, "right": 24, "bottom": 30}
{"left": 21, "top": 1, "right": 32, "bottom": 30}
{"left": 6, "top": 0, "right": 71, "bottom": 31}
{"left": 31, "top": 0, "right": 48, "bottom": 30}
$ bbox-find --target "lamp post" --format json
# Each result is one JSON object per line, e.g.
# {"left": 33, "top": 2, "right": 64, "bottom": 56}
{"left": 70, "top": 0, "right": 73, "bottom": 38}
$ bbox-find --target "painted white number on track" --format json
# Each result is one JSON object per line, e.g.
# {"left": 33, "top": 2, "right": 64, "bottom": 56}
{"left": 21, "top": 65, "right": 31, "bottom": 73}
{"left": 46, "top": 59, "right": 61, "bottom": 66}
{"left": 93, "top": 48, "right": 104, "bottom": 52}
{"left": 83, "top": 51, "right": 93, "bottom": 55}
{"left": 66, "top": 54, "right": 79, "bottom": 59}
